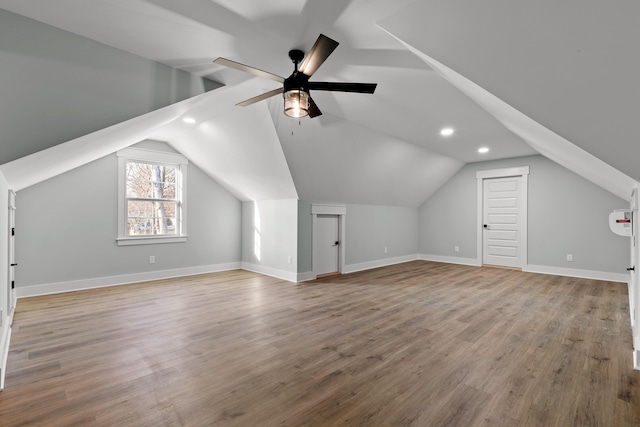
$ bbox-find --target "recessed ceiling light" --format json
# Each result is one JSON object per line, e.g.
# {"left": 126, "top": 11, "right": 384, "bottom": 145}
{"left": 478, "top": 147, "right": 489, "bottom": 154}
{"left": 182, "top": 117, "right": 196, "bottom": 124}
{"left": 440, "top": 127, "right": 454, "bottom": 136}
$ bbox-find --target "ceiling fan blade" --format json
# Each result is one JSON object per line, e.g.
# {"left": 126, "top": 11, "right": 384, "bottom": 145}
{"left": 308, "top": 82, "right": 377, "bottom": 94}
{"left": 298, "top": 34, "right": 339, "bottom": 77}
{"left": 308, "top": 96, "right": 322, "bottom": 118}
{"left": 236, "top": 87, "right": 284, "bottom": 107}
{"left": 213, "top": 57, "right": 285, "bottom": 83}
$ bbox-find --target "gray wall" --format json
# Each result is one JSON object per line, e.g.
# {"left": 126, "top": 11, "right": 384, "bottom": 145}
{"left": 241, "top": 199, "right": 298, "bottom": 275}
{"left": 15, "top": 148, "right": 241, "bottom": 288}
{"left": 0, "top": 8, "right": 215, "bottom": 165}
{"left": 296, "top": 202, "right": 419, "bottom": 274}
{"left": 419, "top": 155, "right": 629, "bottom": 273}
{"left": 345, "top": 204, "right": 419, "bottom": 266}
{"left": 297, "top": 201, "right": 313, "bottom": 274}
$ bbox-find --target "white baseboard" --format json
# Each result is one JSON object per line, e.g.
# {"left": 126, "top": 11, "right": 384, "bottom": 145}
{"left": 418, "top": 253, "right": 481, "bottom": 267}
{"left": 417, "top": 255, "right": 627, "bottom": 283}
{"left": 241, "top": 262, "right": 298, "bottom": 283}
{"left": 297, "top": 271, "right": 316, "bottom": 282}
{"left": 0, "top": 324, "right": 11, "bottom": 391}
{"left": 16, "top": 262, "right": 242, "bottom": 299}
{"left": 14, "top": 258, "right": 629, "bottom": 300}
{"left": 343, "top": 254, "right": 418, "bottom": 274}
{"left": 524, "top": 264, "right": 629, "bottom": 283}
{"left": 634, "top": 349, "right": 640, "bottom": 371}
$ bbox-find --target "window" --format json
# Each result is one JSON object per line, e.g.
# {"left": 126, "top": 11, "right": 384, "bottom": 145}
{"left": 126, "top": 161, "right": 178, "bottom": 236}
{"left": 117, "top": 147, "right": 188, "bottom": 245}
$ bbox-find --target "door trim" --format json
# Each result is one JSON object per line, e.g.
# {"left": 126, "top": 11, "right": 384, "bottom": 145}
{"left": 476, "top": 166, "right": 529, "bottom": 268}
{"left": 311, "top": 204, "right": 346, "bottom": 279}
{"left": 8, "top": 190, "right": 16, "bottom": 317}
{"left": 631, "top": 187, "right": 640, "bottom": 368}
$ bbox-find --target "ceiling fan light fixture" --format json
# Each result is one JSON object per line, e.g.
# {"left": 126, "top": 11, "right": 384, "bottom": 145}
{"left": 284, "top": 89, "right": 309, "bottom": 118}
{"left": 214, "top": 34, "right": 376, "bottom": 119}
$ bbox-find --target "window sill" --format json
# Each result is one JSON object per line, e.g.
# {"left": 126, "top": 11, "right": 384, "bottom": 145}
{"left": 116, "top": 236, "right": 188, "bottom": 246}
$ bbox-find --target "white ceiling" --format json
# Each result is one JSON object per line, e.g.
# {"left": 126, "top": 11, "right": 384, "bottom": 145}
{"left": 0, "top": 0, "right": 637, "bottom": 205}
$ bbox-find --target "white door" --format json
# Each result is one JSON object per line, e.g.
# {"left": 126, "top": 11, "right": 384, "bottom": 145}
{"left": 630, "top": 189, "right": 638, "bottom": 336}
{"left": 315, "top": 214, "right": 340, "bottom": 276}
{"left": 483, "top": 176, "right": 523, "bottom": 268}
{"left": 7, "top": 191, "right": 16, "bottom": 317}
{"left": 631, "top": 210, "right": 638, "bottom": 332}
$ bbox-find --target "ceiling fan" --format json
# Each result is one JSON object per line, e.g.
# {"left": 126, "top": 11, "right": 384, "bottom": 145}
{"left": 213, "top": 34, "right": 377, "bottom": 119}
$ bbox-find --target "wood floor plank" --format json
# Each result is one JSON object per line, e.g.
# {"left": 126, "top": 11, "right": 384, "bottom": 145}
{"left": 1, "top": 261, "right": 639, "bottom": 426}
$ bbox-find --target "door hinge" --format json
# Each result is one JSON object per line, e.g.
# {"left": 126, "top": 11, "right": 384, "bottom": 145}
{"left": 11, "top": 280, "right": 15, "bottom": 289}
{"left": 11, "top": 227, "right": 15, "bottom": 236}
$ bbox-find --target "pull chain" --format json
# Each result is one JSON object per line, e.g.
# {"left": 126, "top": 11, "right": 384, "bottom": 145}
{"left": 291, "top": 119, "right": 302, "bottom": 136}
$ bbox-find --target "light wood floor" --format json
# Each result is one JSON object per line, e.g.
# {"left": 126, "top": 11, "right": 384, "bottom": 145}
{"left": 1, "top": 261, "right": 639, "bottom": 426}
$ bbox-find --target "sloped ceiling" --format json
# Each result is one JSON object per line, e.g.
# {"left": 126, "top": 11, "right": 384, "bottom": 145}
{"left": 380, "top": 0, "right": 640, "bottom": 181}
{"left": 0, "top": 0, "right": 636, "bottom": 206}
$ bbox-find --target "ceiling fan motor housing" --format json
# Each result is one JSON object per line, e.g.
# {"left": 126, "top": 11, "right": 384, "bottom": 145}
{"left": 288, "top": 49, "right": 305, "bottom": 64}
{"left": 284, "top": 72, "right": 309, "bottom": 93}
{"left": 285, "top": 49, "right": 309, "bottom": 92}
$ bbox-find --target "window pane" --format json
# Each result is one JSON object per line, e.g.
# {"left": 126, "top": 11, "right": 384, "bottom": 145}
{"left": 126, "top": 162, "right": 177, "bottom": 200}
{"left": 128, "top": 200, "right": 153, "bottom": 218}
{"left": 127, "top": 200, "right": 178, "bottom": 236}
{"left": 127, "top": 217, "right": 153, "bottom": 235}
{"left": 126, "top": 163, "right": 151, "bottom": 198}
{"left": 126, "top": 180, "right": 147, "bottom": 199}
{"left": 162, "top": 181, "right": 176, "bottom": 199}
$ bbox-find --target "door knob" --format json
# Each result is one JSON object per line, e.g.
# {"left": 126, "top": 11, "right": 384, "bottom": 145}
{"left": 483, "top": 224, "right": 490, "bottom": 229}
{"left": 332, "top": 241, "right": 339, "bottom": 246}
{"left": 628, "top": 266, "right": 635, "bottom": 271}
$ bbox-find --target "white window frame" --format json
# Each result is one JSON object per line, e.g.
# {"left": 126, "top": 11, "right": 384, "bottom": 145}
{"left": 116, "top": 147, "right": 188, "bottom": 246}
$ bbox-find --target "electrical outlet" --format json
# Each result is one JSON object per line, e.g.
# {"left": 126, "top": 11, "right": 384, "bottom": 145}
{"left": 384, "top": 246, "right": 388, "bottom": 253}
{"left": 149, "top": 256, "right": 155, "bottom": 264}
{"left": 288, "top": 256, "right": 292, "bottom": 264}
{"left": 566, "top": 254, "right": 573, "bottom": 262}
{"left": 454, "top": 246, "right": 459, "bottom": 252}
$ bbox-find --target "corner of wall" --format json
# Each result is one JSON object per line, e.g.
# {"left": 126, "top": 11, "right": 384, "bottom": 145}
{"left": 0, "top": 171, "right": 10, "bottom": 390}
{"left": 0, "top": 325, "right": 10, "bottom": 390}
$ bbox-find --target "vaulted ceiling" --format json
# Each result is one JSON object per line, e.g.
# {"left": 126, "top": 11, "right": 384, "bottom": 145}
{"left": 0, "top": 0, "right": 637, "bottom": 205}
